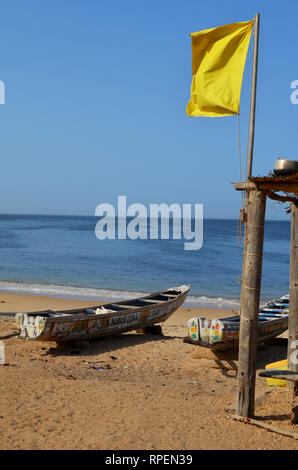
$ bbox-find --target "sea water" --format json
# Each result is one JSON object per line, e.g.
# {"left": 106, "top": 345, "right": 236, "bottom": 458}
{"left": 0, "top": 215, "right": 290, "bottom": 308}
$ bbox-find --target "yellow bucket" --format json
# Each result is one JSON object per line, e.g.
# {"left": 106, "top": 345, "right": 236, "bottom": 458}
{"left": 265, "top": 359, "right": 287, "bottom": 387}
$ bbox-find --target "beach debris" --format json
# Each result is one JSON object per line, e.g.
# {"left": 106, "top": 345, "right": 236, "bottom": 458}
{"left": 83, "top": 361, "right": 105, "bottom": 364}
{"left": 82, "top": 360, "right": 111, "bottom": 365}
{"left": 90, "top": 364, "right": 111, "bottom": 371}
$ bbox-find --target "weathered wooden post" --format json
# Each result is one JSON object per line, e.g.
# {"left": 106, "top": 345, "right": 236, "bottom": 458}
{"left": 236, "top": 188, "right": 266, "bottom": 417}
{"left": 287, "top": 201, "right": 298, "bottom": 424}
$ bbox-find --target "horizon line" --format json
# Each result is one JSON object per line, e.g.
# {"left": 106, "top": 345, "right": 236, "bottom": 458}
{"left": 0, "top": 212, "right": 290, "bottom": 222}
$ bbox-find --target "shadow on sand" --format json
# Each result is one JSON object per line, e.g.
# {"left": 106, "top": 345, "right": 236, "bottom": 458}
{"left": 44, "top": 331, "right": 175, "bottom": 358}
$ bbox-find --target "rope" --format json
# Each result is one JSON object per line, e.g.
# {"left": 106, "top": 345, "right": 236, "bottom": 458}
{"left": 237, "top": 114, "right": 244, "bottom": 185}
{"left": 245, "top": 21, "right": 256, "bottom": 181}
{"left": 243, "top": 251, "right": 263, "bottom": 258}
{"left": 237, "top": 114, "right": 247, "bottom": 245}
{"left": 237, "top": 19, "right": 257, "bottom": 245}
{"left": 236, "top": 16, "right": 258, "bottom": 244}
{"left": 241, "top": 284, "right": 261, "bottom": 292}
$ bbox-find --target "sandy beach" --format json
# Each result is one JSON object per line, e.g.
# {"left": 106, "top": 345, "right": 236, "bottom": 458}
{"left": 0, "top": 292, "right": 297, "bottom": 450}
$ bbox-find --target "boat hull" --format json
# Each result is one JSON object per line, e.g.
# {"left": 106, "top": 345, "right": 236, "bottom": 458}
{"left": 185, "top": 295, "right": 289, "bottom": 350}
{"left": 186, "top": 316, "right": 288, "bottom": 350}
{"left": 16, "top": 285, "right": 190, "bottom": 342}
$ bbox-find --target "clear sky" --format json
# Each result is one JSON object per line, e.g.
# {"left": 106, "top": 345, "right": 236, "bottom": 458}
{"left": 0, "top": 0, "right": 297, "bottom": 219}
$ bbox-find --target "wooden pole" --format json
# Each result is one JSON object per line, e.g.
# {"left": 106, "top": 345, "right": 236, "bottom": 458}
{"left": 236, "top": 189, "right": 266, "bottom": 417}
{"left": 231, "top": 414, "right": 298, "bottom": 440}
{"left": 246, "top": 13, "right": 260, "bottom": 179}
{"left": 287, "top": 201, "right": 298, "bottom": 424}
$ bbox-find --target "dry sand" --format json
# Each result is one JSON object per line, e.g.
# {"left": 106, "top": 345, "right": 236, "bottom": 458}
{"left": 0, "top": 292, "right": 297, "bottom": 450}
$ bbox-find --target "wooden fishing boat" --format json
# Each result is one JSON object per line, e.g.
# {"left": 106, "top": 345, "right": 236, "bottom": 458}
{"left": 15, "top": 285, "right": 190, "bottom": 342}
{"left": 184, "top": 294, "right": 289, "bottom": 350}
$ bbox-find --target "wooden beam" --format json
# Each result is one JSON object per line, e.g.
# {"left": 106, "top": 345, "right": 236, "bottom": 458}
{"left": 233, "top": 182, "right": 257, "bottom": 191}
{"left": 236, "top": 189, "right": 266, "bottom": 418}
{"left": 231, "top": 414, "right": 298, "bottom": 440}
{"left": 233, "top": 181, "right": 298, "bottom": 197}
{"left": 287, "top": 201, "right": 298, "bottom": 424}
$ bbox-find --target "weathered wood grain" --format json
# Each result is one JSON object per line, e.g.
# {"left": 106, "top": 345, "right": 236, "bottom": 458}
{"left": 236, "top": 189, "right": 266, "bottom": 418}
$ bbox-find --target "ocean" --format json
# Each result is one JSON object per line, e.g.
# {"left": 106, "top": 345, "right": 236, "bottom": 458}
{"left": 0, "top": 214, "right": 291, "bottom": 308}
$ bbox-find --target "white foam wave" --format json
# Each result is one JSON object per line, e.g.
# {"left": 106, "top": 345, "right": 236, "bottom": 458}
{"left": 0, "top": 281, "right": 145, "bottom": 302}
{"left": 184, "top": 295, "right": 240, "bottom": 308}
{"left": 0, "top": 281, "right": 240, "bottom": 308}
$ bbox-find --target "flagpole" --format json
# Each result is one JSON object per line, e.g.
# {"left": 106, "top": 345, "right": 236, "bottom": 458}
{"left": 236, "top": 13, "right": 264, "bottom": 419}
{"left": 246, "top": 13, "right": 260, "bottom": 179}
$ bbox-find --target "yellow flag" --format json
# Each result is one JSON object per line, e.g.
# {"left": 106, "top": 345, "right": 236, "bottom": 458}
{"left": 186, "top": 20, "right": 254, "bottom": 117}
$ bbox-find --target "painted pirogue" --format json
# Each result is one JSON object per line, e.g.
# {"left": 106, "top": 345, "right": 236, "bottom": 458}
{"left": 184, "top": 294, "right": 289, "bottom": 350}
{"left": 16, "top": 285, "right": 190, "bottom": 342}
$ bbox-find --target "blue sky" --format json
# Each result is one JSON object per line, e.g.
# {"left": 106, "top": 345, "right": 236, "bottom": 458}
{"left": 0, "top": 0, "right": 297, "bottom": 219}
